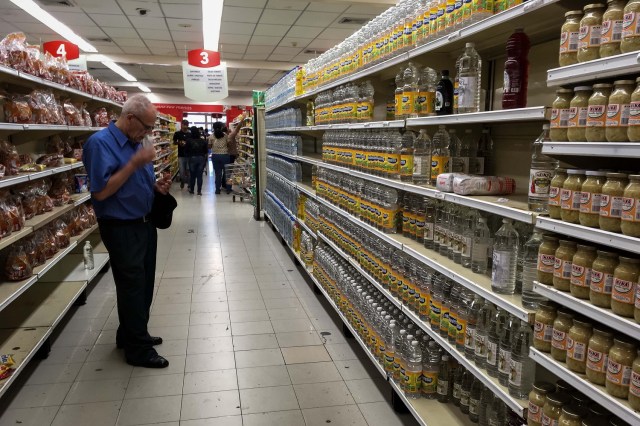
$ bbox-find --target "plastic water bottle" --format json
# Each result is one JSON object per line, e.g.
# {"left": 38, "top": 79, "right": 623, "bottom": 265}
{"left": 528, "top": 124, "right": 559, "bottom": 213}
{"left": 457, "top": 43, "right": 482, "bottom": 114}
{"left": 471, "top": 217, "right": 491, "bottom": 274}
{"left": 474, "top": 301, "right": 495, "bottom": 368}
{"left": 394, "top": 329, "right": 407, "bottom": 382}
{"left": 521, "top": 231, "right": 547, "bottom": 309}
{"left": 498, "top": 314, "right": 517, "bottom": 386}
{"left": 83, "top": 241, "right": 94, "bottom": 270}
{"left": 502, "top": 29, "right": 530, "bottom": 110}
{"left": 422, "top": 341, "right": 440, "bottom": 399}
{"left": 491, "top": 219, "right": 519, "bottom": 294}
{"left": 405, "top": 340, "right": 423, "bottom": 399}
{"left": 477, "top": 385, "right": 494, "bottom": 425}
{"left": 436, "top": 354, "right": 452, "bottom": 403}
{"left": 469, "top": 379, "right": 486, "bottom": 423}
{"left": 430, "top": 125, "right": 451, "bottom": 184}
{"left": 384, "top": 322, "right": 398, "bottom": 375}
{"left": 508, "top": 320, "right": 535, "bottom": 399}
{"left": 412, "top": 129, "right": 431, "bottom": 185}
{"left": 460, "top": 370, "right": 474, "bottom": 414}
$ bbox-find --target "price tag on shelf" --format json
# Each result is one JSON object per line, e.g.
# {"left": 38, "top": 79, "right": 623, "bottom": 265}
{"left": 435, "top": 192, "right": 446, "bottom": 200}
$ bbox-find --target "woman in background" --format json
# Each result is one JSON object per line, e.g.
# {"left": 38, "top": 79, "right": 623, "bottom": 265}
{"left": 209, "top": 122, "right": 239, "bottom": 194}
{"left": 186, "top": 126, "right": 207, "bottom": 195}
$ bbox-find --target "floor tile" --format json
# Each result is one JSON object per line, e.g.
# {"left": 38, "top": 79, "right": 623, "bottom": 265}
{"left": 242, "top": 410, "right": 306, "bottom": 426}
{"left": 358, "top": 401, "right": 419, "bottom": 426}
{"left": 189, "top": 312, "right": 230, "bottom": 324}
{"left": 268, "top": 307, "right": 308, "bottom": 320}
{"left": 264, "top": 298, "right": 303, "bottom": 310}
{"left": 52, "top": 401, "right": 121, "bottom": 426}
{"left": 325, "top": 343, "right": 361, "bottom": 361}
{"left": 294, "top": 381, "right": 355, "bottom": 409}
{"left": 271, "top": 318, "right": 315, "bottom": 333}
{"left": 276, "top": 331, "right": 323, "bottom": 348}
{"left": 232, "top": 334, "right": 279, "bottom": 351}
{"left": 37, "top": 345, "right": 91, "bottom": 366}
{"left": 180, "top": 416, "right": 242, "bottom": 426}
{"left": 235, "top": 348, "right": 284, "bottom": 368}
{"left": 237, "top": 365, "right": 291, "bottom": 389}
{"left": 287, "top": 361, "right": 343, "bottom": 384}
{"left": 151, "top": 302, "right": 192, "bottom": 315}
{"left": 188, "top": 323, "right": 232, "bottom": 338}
{"left": 180, "top": 390, "right": 241, "bottom": 420}
{"left": 185, "top": 351, "right": 235, "bottom": 372}
{"left": 124, "top": 373, "right": 184, "bottom": 399}
{"left": 231, "top": 320, "right": 274, "bottom": 336}
{"left": 148, "top": 325, "right": 190, "bottom": 341}
{"left": 260, "top": 288, "right": 296, "bottom": 299}
{"left": 5, "top": 382, "right": 72, "bottom": 409}
{"left": 190, "top": 301, "right": 229, "bottom": 314}
{"left": 227, "top": 299, "right": 266, "bottom": 312}
{"left": 229, "top": 309, "right": 269, "bottom": 322}
{"left": 0, "top": 407, "right": 58, "bottom": 426}
{"left": 225, "top": 290, "right": 263, "bottom": 301}
{"left": 183, "top": 369, "right": 238, "bottom": 394}
{"left": 64, "top": 378, "right": 128, "bottom": 404}
{"left": 187, "top": 337, "right": 234, "bottom": 354}
{"left": 281, "top": 346, "right": 331, "bottom": 364}
{"left": 24, "top": 362, "right": 82, "bottom": 385}
{"left": 334, "top": 359, "right": 375, "bottom": 381}
{"left": 148, "top": 313, "right": 191, "bottom": 327}
{"left": 302, "top": 404, "right": 368, "bottom": 426}
{"left": 345, "top": 379, "right": 388, "bottom": 404}
{"left": 76, "top": 360, "right": 133, "bottom": 382}
{"left": 239, "top": 385, "right": 299, "bottom": 414}
{"left": 189, "top": 291, "right": 228, "bottom": 302}
{"left": 117, "top": 395, "right": 181, "bottom": 425}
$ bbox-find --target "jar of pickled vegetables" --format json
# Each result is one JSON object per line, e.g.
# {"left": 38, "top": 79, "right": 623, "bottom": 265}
{"left": 606, "top": 337, "right": 637, "bottom": 398}
{"left": 561, "top": 170, "right": 585, "bottom": 224}
{"left": 621, "top": 175, "right": 640, "bottom": 237}
{"left": 571, "top": 244, "right": 598, "bottom": 299}
{"left": 551, "top": 310, "right": 574, "bottom": 362}
{"left": 600, "top": 0, "right": 626, "bottom": 58}
{"left": 568, "top": 86, "right": 593, "bottom": 142}
{"left": 629, "top": 350, "right": 640, "bottom": 411}
{"left": 551, "top": 89, "right": 574, "bottom": 142}
{"left": 534, "top": 301, "right": 557, "bottom": 353}
{"left": 567, "top": 319, "right": 593, "bottom": 373}
{"left": 628, "top": 77, "right": 640, "bottom": 141}
{"left": 560, "top": 11, "right": 584, "bottom": 66}
{"left": 586, "top": 328, "right": 614, "bottom": 385}
{"left": 600, "top": 172, "right": 628, "bottom": 232}
{"left": 612, "top": 256, "right": 640, "bottom": 318}
{"left": 559, "top": 406, "right": 588, "bottom": 426}
{"left": 580, "top": 170, "right": 607, "bottom": 227}
{"left": 549, "top": 168, "right": 568, "bottom": 219}
{"left": 578, "top": 4, "right": 607, "bottom": 63}
{"left": 554, "top": 240, "right": 578, "bottom": 291}
{"left": 528, "top": 382, "right": 556, "bottom": 426}
{"left": 606, "top": 80, "right": 634, "bottom": 142}
{"left": 590, "top": 250, "right": 619, "bottom": 308}
{"left": 621, "top": 0, "right": 640, "bottom": 53}
{"left": 586, "top": 83, "right": 613, "bottom": 142}
{"left": 542, "top": 393, "right": 571, "bottom": 426}
{"left": 538, "top": 235, "right": 560, "bottom": 286}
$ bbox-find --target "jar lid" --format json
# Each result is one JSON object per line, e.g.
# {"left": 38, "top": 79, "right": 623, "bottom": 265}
{"left": 562, "top": 405, "right": 588, "bottom": 420}
{"left": 574, "top": 86, "right": 592, "bottom": 92}
{"left": 573, "top": 318, "right": 593, "bottom": 329}
{"left": 557, "top": 309, "right": 574, "bottom": 318}
{"left": 585, "top": 170, "right": 607, "bottom": 176}
{"left": 628, "top": 174, "right": 640, "bottom": 181}
{"left": 533, "top": 382, "right": 556, "bottom": 394}
{"left": 596, "top": 249, "right": 619, "bottom": 258}
{"left": 584, "top": 4, "right": 606, "bottom": 11}
{"left": 556, "top": 88, "right": 574, "bottom": 94}
{"left": 559, "top": 239, "right": 577, "bottom": 246}
{"left": 572, "top": 391, "right": 591, "bottom": 407}
{"left": 618, "top": 255, "right": 640, "bottom": 263}
{"left": 588, "top": 403, "right": 608, "bottom": 417}
{"left": 543, "top": 235, "right": 559, "bottom": 242}
{"left": 540, "top": 300, "right": 558, "bottom": 310}
{"left": 577, "top": 244, "right": 596, "bottom": 251}
{"left": 567, "top": 169, "right": 586, "bottom": 175}
{"left": 606, "top": 172, "right": 628, "bottom": 179}
{"left": 556, "top": 380, "right": 574, "bottom": 394}
{"left": 614, "top": 80, "right": 636, "bottom": 86}
{"left": 547, "top": 392, "right": 572, "bottom": 405}
{"left": 613, "top": 336, "right": 637, "bottom": 349}
{"left": 593, "top": 83, "right": 613, "bottom": 89}
{"left": 593, "top": 327, "right": 614, "bottom": 338}
{"left": 555, "top": 168, "right": 568, "bottom": 174}
{"left": 565, "top": 10, "right": 583, "bottom": 17}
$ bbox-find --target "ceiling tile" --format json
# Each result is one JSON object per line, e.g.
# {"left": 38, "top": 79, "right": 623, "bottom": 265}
{"left": 127, "top": 16, "right": 169, "bottom": 30}
{"left": 111, "top": 37, "right": 146, "bottom": 47}
{"left": 268, "top": 54, "right": 296, "bottom": 62}
{"left": 170, "top": 31, "right": 202, "bottom": 43}
{"left": 259, "top": 9, "right": 301, "bottom": 25}
{"left": 220, "top": 44, "right": 247, "bottom": 54}
{"left": 224, "top": 0, "right": 267, "bottom": 7}
{"left": 145, "top": 40, "right": 176, "bottom": 49}
{"left": 45, "top": 11, "right": 89, "bottom": 26}
{"left": 307, "top": 3, "right": 348, "bottom": 13}
{"left": 137, "top": 29, "right": 174, "bottom": 41}
{"left": 89, "top": 13, "right": 132, "bottom": 28}
{"left": 0, "top": 9, "right": 40, "bottom": 24}
{"left": 76, "top": 0, "right": 122, "bottom": 15}
{"left": 265, "top": 0, "right": 308, "bottom": 10}
{"left": 306, "top": 39, "right": 342, "bottom": 49}
{"left": 254, "top": 69, "right": 279, "bottom": 78}
{"left": 162, "top": 4, "right": 202, "bottom": 19}
{"left": 254, "top": 23, "right": 288, "bottom": 37}
{"left": 243, "top": 53, "right": 270, "bottom": 61}
{"left": 166, "top": 18, "right": 203, "bottom": 32}
{"left": 346, "top": 4, "right": 390, "bottom": 15}
{"left": 95, "top": 45, "right": 124, "bottom": 54}
{"left": 295, "top": 11, "right": 340, "bottom": 27}
{"left": 101, "top": 27, "right": 141, "bottom": 39}
{"left": 279, "top": 37, "right": 313, "bottom": 48}
{"left": 222, "top": 6, "right": 263, "bottom": 23}
{"left": 220, "top": 34, "right": 251, "bottom": 44}
{"left": 285, "top": 25, "right": 323, "bottom": 39}
{"left": 122, "top": 46, "right": 151, "bottom": 55}
{"left": 317, "top": 27, "right": 355, "bottom": 40}
{"left": 118, "top": 1, "right": 164, "bottom": 17}
{"left": 272, "top": 46, "right": 303, "bottom": 56}
{"left": 220, "top": 22, "right": 256, "bottom": 36}
{"left": 221, "top": 52, "right": 244, "bottom": 60}
{"left": 249, "top": 36, "right": 282, "bottom": 46}
{"left": 149, "top": 47, "right": 177, "bottom": 56}
{"left": 245, "top": 45, "right": 273, "bottom": 54}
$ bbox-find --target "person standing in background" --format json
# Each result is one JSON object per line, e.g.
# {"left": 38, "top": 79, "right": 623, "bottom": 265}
{"left": 186, "top": 126, "right": 207, "bottom": 195}
{"left": 209, "top": 122, "right": 239, "bottom": 194}
{"left": 172, "top": 119, "right": 190, "bottom": 189}
{"left": 227, "top": 122, "right": 238, "bottom": 166}
{"left": 82, "top": 94, "right": 170, "bottom": 369}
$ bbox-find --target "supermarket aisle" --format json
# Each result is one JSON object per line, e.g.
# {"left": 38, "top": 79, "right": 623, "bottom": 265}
{"left": 0, "top": 176, "right": 418, "bottom": 426}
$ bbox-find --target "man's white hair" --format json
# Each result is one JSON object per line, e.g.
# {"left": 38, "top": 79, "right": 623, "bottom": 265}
{"left": 122, "top": 94, "right": 155, "bottom": 116}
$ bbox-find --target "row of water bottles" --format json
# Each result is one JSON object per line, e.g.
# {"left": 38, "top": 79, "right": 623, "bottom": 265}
{"left": 266, "top": 171, "right": 298, "bottom": 214}
{"left": 266, "top": 154, "right": 302, "bottom": 182}
{"left": 313, "top": 243, "right": 526, "bottom": 424}
{"left": 263, "top": 192, "right": 294, "bottom": 245}
{"left": 265, "top": 70, "right": 296, "bottom": 109}
{"left": 266, "top": 134, "right": 303, "bottom": 156}
{"left": 314, "top": 81, "right": 375, "bottom": 124}
{"left": 265, "top": 108, "right": 302, "bottom": 129}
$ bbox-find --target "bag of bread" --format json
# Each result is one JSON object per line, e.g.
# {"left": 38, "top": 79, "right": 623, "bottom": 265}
{"left": 52, "top": 219, "right": 70, "bottom": 248}
{"left": 41, "top": 227, "right": 57, "bottom": 259}
{"left": 4, "top": 193, "right": 23, "bottom": 232}
{"left": 4, "top": 243, "right": 32, "bottom": 281}
{"left": 0, "top": 33, "right": 29, "bottom": 71}
{"left": 92, "top": 107, "right": 109, "bottom": 127}
{"left": 48, "top": 173, "right": 71, "bottom": 206}
{"left": 5, "top": 95, "right": 32, "bottom": 124}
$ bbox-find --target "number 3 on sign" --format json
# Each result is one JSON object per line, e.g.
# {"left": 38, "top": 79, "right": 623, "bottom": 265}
{"left": 200, "top": 51, "right": 209, "bottom": 65}
{"left": 187, "top": 49, "right": 220, "bottom": 68}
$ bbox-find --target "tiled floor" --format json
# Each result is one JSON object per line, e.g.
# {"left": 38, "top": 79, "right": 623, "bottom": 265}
{"left": 0, "top": 174, "right": 419, "bottom": 426}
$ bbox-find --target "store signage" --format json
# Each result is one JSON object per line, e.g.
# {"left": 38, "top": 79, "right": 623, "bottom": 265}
{"left": 182, "top": 49, "right": 228, "bottom": 102}
{"left": 42, "top": 41, "right": 79, "bottom": 60}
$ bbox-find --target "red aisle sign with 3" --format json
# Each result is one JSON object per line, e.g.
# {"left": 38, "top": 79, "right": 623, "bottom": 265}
{"left": 187, "top": 49, "right": 220, "bottom": 68}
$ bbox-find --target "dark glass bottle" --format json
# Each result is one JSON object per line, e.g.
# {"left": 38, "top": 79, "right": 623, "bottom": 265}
{"left": 436, "top": 70, "right": 454, "bottom": 115}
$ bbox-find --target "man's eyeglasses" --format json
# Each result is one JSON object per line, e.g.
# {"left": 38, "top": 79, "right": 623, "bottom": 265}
{"left": 131, "top": 114, "right": 155, "bottom": 131}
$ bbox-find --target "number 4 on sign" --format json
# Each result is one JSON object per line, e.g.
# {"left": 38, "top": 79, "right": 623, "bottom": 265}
{"left": 42, "top": 41, "right": 80, "bottom": 60}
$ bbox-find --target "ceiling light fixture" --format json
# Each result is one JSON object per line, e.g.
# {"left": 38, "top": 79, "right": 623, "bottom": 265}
{"left": 202, "top": 0, "right": 224, "bottom": 50}
{"left": 9, "top": 0, "right": 98, "bottom": 53}
{"left": 96, "top": 56, "right": 137, "bottom": 82}
{"left": 136, "top": 83, "right": 151, "bottom": 93}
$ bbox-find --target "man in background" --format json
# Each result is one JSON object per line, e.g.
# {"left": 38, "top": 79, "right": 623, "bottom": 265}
{"left": 173, "top": 119, "right": 190, "bottom": 189}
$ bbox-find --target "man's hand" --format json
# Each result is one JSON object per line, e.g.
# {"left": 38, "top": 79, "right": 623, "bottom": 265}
{"left": 131, "top": 145, "right": 156, "bottom": 168}
{"left": 155, "top": 176, "right": 172, "bottom": 194}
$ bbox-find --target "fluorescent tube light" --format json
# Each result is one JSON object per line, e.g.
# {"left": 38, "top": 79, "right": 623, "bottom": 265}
{"left": 9, "top": 0, "right": 98, "bottom": 53}
{"left": 136, "top": 83, "right": 151, "bottom": 93}
{"left": 202, "top": 0, "right": 223, "bottom": 50}
{"left": 101, "top": 59, "right": 137, "bottom": 82}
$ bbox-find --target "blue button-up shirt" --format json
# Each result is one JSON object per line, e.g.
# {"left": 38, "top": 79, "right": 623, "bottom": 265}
{"left": 83, "top": 121, "right": 155, "bottom": 220}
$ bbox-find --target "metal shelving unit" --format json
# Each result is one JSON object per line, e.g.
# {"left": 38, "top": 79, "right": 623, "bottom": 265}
{"left": 547, "top": 51, "right": 640, "bottom": 87}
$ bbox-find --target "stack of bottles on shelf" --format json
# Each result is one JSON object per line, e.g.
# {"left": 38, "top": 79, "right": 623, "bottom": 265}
{"left": 264, "top": 191, "right": 294, "bottom": 245}
{"left": 321, "top": 126, "right": 492, "bottom": 182}
{"left": 313, "top": 81, "right": 375, "bottom": 124}
{"left": 266, "top": 134, "right": 303, "bottom": 156}
{"left": 533, "top": 300, "right": 640, "bottom": 410}
{"left": 549, "top": 78, "right": 640, "bottom": 143}
{"left": 313, "top": 242, "right": 528, "bottom": 425}
{"left": 265, "top": 108, "right": 302, "bottom": 129}
{"left": 558, "top": 2, "right": 640, "bottom": 68}
{"left": 265, "top": 171, "right": 297, "bottom": 215}
{"left": 299, "top": 230, "right": 314, "bottom": 271}
{"left": 265, "top": 69, "right": 297, "bottom": 109}
{"left": 303, "top": 198, "right": 320, "bottom": 235}
{"left": 266, "top": 154, "right": 302, "bottom": 182}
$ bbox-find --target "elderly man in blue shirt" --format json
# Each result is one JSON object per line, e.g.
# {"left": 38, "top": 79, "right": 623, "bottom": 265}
{"left": 83, "top": 94, "right": 171, "bottom": 368}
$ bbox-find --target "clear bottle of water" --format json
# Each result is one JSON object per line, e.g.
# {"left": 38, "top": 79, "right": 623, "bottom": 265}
{"left": 477, "top": 385, "right": 494, "bottom": 426}
{"left": 461, "top": 208, "right": 477, "bottom": 268}
{"left": 521, "top": 231, "right": 547, "bottom": 309}
{"left": 460, "top": 370, "right": 474, "bottom": 414}
{"left": 422, "top": 341, "right": 440, "bottom": 399}
{"left": 486, "top": 397, "right": 506, "bottom": 426}
{"left": 400, "top": 130, "right": 415, "bottom": 182}
{"left": 528, "top": 124, "right": 559, "bottom": 213}
{"left": 498, "top": 314, "right": 517, "bottom": 386}
{"left": 457, "top": 42, "right": 482, "bottom": 114}
{"left": 464, "top": 295, "right": 484, "bottom": 359}
{"left": 474, "top": 301, "right": 494, "bottom": 369}
{"left": 384, "top": 322, "right": 398, "bottom": 375}
{"left": 436, "top": 354, "right": 452, "bottom": 403}
{"left": 452, "top": 363, "right": 464, "bottom": 406}
{"left": 508, "top": 320, "right": 535, "bottom": 399}
{"left": 469, "top": 378, "right": 485, "bottom": 423}
{"left": 491, "top": 219, "right": 519, "bottom": 294}
{"left": 413, "top": 129, "right": 431, "bottom": 185}
{"left": 430, "top": 125, "right": 451, "bottom": 184}
{"left": 405, "top": 340, "right": 423, "bottom": 399}
{"left": 471, "top": 217, "right": 491, "bottom": 274}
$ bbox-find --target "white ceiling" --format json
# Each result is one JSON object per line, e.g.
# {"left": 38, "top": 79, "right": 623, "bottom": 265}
{"left": 0, "top": 0, "right": 394, "bottom": 96}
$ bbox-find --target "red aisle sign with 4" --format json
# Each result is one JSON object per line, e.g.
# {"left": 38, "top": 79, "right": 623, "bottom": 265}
{"left": 42, "top": 41, "right": 79, "bottom": 60}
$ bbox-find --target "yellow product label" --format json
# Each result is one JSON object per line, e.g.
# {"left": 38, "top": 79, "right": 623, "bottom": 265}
{"left": 492, "top": 0, "right": 505, "bottom": 13}
{"left": 445, "top": 0, "right": 456, "bottom": 30}
{"left": 384, "top": 349, "right": 395, "bottom": 374}
{"left": 457, "top": 316, "right": 468, "bottom": 347}
{"left": 474, "top": 0, "right": 494, "bottom": 15}
{"left": 402, "top": 210, "right": 411, "bottom": 234}
{"left": 400, "top": 154, "right": 414, "bottom": 179}
{"left": 416, "top": 214, "right": 426, "bottom": 240}
{"left": 440, "top": 307, "right": 450, "bottom": 335}
{"left": 430, "top": 298, "right": 442, "bottom": 327}
{"left": 437, "top": 2, "right": 447, "bottom": 34}
{"left": 430, "top": 5, "right": 439, "bottom": 36}
{"left": 416, "top": 91, "right": 435, "bottom": 115}
{"left": 394, "top": 93, "right": 403, "bottom": 118}
{"left": 419, "top": 292, "right": 430, "bottom": 319}
{"left": 422, "top": 370, "right": 438, "bottom": 395}
{"left": 386, "top": 153, "right": 400, "bottom": 174}
{"left": 431, "top": 155, "right": 450, "bottom": 179}
{"left": 408, "top": 211, "right": 417, "bottom": 238}
{"left": 401, "top": 91, "right": 416, "bottom": 116}
{"left": 344, "top": 102, "right": 357, "bottom": 121}
{"left": 405, "top": 370, "right": 422, "bottom": 394}
{"left": 381, "top": 206, "right": 395, "bottom": 230}
{"left": 358, "top": 101, "right": 374, "bottom": 121}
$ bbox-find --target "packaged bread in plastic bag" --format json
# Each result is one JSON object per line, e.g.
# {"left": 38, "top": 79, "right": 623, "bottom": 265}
{"left": 4, "top": 243, "right": 32, "bottom": 281}
{"left": 52, "top": 219, "right": 70, "bottom": 248}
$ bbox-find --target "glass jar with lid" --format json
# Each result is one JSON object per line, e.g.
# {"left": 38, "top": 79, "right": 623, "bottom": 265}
{"left": 561, "top": 170, "right": 585, "bottom": 224}
{"left": 628, "top": 78, "right": 640, "bottom": 141}
{"left": 534, "top": 301, "right": 557, "bottom": 353}
{"left": 600, "top": 172, "right": 629, "bottom": 232}
{"left": 611, "top": 256, "right": 640, "bottom": 317}
{"left": 568, "top": 86, "right": 593, "bottom": 142}
{"left": 586, "top": 328, "right": 614, "bottom": 385}
{"left": 580, "top": 171, "right": 607, "bottom": 227}
{"left": 590, "top": 250, "right": 619, "bottom": 308}
{"left": 571, "top": 244, "right": 598, "bottom": 299}
{"left": 578, "top": 4, "right": 607, "bottom": 62}
{"left": 600, "top": 0, "right": 626, "bottom": 57}
{"left": 549, "top": 168, "right": 568, "bottom": 219}
{"left": 559, "top": 406, "right": 588, "bottom": 426}
{"left": 606, "top": 80, "right": 635, "bottom": 142}
{"left": 566, "top": 319, "right": 593, "bottom": 373}
{"left": 555, "top": 379, "right": 574, "bottom": 394}
{"left": 551, "top": 89, "right": 574, "bottom": 142}
{"left": 551, "top": 310, "right": 574, "bottom": 362}
{"left": 538, "top": 235, "right": 560, "bottom": 285}
{"left": 586, "top": 83, "right": 613, "bottom": 142}
{"left": 629, "top": 350, "right": 640, "bottom": 411}
{"left": 606, "top": 337, "right": 637, "bottom": 398}
{"left": 621, "top": 175, "right": 640, "bottom": 237}
{"left": 554, "top": 240, "right": 578, "bottom": 291}
{"left": 542, "top": 393, "right": 571, "bottom": 426}
{"left": 621, "top": 0, "right": 640, "bottom": 53}
{"left": 528, "top": 382, "right": 556, "bottom": 426}
{"left": 560, "top": 11, "right": 584, "bottom": 66}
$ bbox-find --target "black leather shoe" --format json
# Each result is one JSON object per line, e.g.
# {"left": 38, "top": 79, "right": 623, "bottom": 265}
{"left": 117, "top": 336, "right": 163, "bottom": 349}
{"left": 127, "top": 354, "right": 169, "bottom": 368}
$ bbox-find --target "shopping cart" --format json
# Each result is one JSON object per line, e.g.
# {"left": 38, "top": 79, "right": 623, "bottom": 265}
{"left": 224, "top": 162, "right": 253, "bottom": 203}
